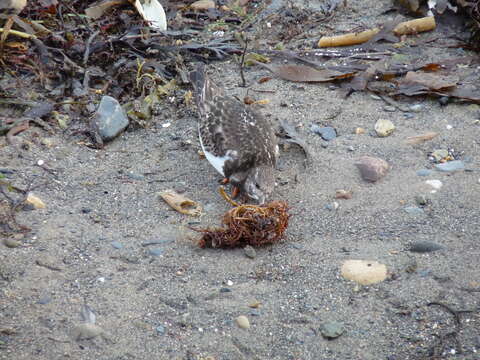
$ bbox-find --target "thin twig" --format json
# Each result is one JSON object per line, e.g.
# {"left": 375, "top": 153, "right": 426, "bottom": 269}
{"left": 83, "top": 30, "right": 100, "bottom": 65}
{"left": 239, "top": 35, "right": 248, "bottom": 88}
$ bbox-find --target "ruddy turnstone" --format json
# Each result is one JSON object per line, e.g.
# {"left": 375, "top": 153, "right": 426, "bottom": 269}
{"left": 0, "top": 0, "right": 27, "bottom": 15}
{"left": 189, "top": 63, "right": 278, "bottom": 204}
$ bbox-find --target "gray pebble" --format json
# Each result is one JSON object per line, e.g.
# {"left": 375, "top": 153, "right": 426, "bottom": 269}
{"left": 148, "top": 248, "right": 164, "bottom": 256}
{"left": 383, "top": 106, "right": 396, "bottom": 112}
{"left": 220, "top": 287, "right": 231, "bottom": 293}
{"left": 320, "top": 321, "right": 345, "bottom": 339}
{"left": 403, "top": 112, "right": 415, "bottom": 119}
{"left": 127, "top": 172, "right": 145, "bottom": 180}
{"left": 409, "top": 241, "right": 444, "bottom": 253}
{"left": 404, "top": 206, "right": 425, "bottom": 215}
{"left": 409, "top": 104, "right": 424, "bottom": 112}
{"left": 93, "top": 95, "right": 129, "bottom": 141}
{"left": 111, "top": 241, "right": 123, "bottom": 249}
{"left": 434, "top": 160, "right": 465, "bottom": 173}
{"left": 311, "top": 125, "right": 337, "bottom": 141}
{"left": 244, "top": 245, "right": 257, "bottom": 259}
{"left": 416, "top": 169, "right": 432, "bottom": 177}
{"left": 370, "top": 94, "right": 382, "bottom": 100}
{"left": 347, "top": 146, "right": 355, "bottom": 152}
{"left": 156, "top": 325, "right": 166, "bottom": 335}
{"left": 37, "top": 296, "right": 52, "bottom": 305}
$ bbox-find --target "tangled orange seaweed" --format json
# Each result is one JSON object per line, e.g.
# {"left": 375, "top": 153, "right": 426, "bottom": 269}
{"left": 196, "top": 201, "right": 290, "bottom": 248}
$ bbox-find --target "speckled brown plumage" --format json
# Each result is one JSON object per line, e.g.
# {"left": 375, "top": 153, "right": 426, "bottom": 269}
{"left": 189, "top": 63, "right": 278, "bottom": 204}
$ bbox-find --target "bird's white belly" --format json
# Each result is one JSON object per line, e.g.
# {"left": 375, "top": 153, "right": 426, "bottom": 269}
{"left": 199, "top": 132, "right": 230, "bottom": 176}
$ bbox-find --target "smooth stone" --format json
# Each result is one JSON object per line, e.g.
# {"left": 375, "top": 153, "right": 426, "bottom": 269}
{"left": 374, "top": 118, "right": 395, "bottom": 137}
{"left": 148, "top": 248, "right": 164, "bottom": 256}
{"left": 383, "top": 106, "right": 396, "bottom": 112}
{"left": 111, "top": 241, "right": 123, "bottom": 249}
{"left": 415, "top": 195, "right": 428, "bottom": 206}
{"left": 404, "top": 206, "right": 425, "bottom": 215}
{"left": 370, "top": 94, "right": 382, "bottom": 100}
{"left": 425, "top": 179, "right": 442, "bottom": 190}
{"left": 416, "top": 169, "right": 432, "bottom": 177}
{"left": 409, "top": 104, "right": 423, "bottom": 112}
{"left": 244, "top": 245, "right": 256, "bottom": 259}
{"left": 93, "top": 95, "right": 129, "bottom": 141}
{"left": 37, "top": 296, "right": 52, "bottom": 305}
{"left": 434, "top": 160, "right": 465, "bottom": 173}
{"left": 219, "top": 288, "right": 231, "bottom": 293}
{"left": 438, "top": 96, "right": 450, "bottom": 106}
{"left": 355, "top": 156, "right": 389, "bottom": 182}
{"left": 235, "top": 315, "right": 250, "bottom": 329}
{"left": 409, "top": 241, "right": 444, "bottom": 253}
{"left": 431, "top": 149, "right": 449, "bottom": 162}
{"left": 311, "top": 125, "right": 337, "bottom": 141}
{"left": 156, "top": 325, "right": 166, "bottom": 335}
{"left": 3, "top": 238, "right": 21, "bottom": 248}
{"left": 127, "top": 172, "right": 145, "bottom": 180}
{"left": 320, "top": 321, "right": 345, "bottom": 339}
{"left": 403, "top": 113, "right": 415, "bottom": 119}
{"left": 347, "top": 146, "right": 354, "bottom": 152}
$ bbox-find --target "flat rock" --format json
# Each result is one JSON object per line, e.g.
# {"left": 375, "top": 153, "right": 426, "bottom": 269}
{"left": 320, "top": 321, "right": 345, "bottom": 339}
{"left": 93, "top": 96, "right": 129, "bottom": 141}
{"left": 434, "top": 160, "right": 465, "bottom": 173}
{"left": 409, "top": 241, "right": 444, "bottom": 253}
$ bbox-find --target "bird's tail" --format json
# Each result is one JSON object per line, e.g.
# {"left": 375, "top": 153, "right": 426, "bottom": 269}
{"left": 189, "top": 63, "right": 220, "bottom": 117}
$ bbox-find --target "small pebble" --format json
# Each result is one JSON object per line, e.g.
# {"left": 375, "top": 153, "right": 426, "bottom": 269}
{"left": 383, "top": 106, "right": 396, "bottom": 112}
{"left": 347, "top": 146, "right": 355, "bottom": 152}
{"left": 149, "top": 248, "right": 164, "bottom": 256}
{"left": 409, "top": 241, "right": 444, "bottom": 253}
{"left": 438, "top": 96, "right": 450, "bottom": 106}
{"left": 416, "top": 169, "right": 432, "bottom": 177}
{"left": 370, "top": 94, "right": 382, "bottom": 100}
{"left": 127, "top": 172, "right": 145, "bottom": 180}
{"left": 355, "top": 156, "right": 389, "bottom": 182}
{"left": 111, "top": 241, "right": 123, "bottom": 249}
{"left": 93, "top": 95, "right": 129, "bottom": 141}
{"left": 311, "top": 125, "right": 337, "bottom": 141}
{"left": 404, "top": 206, "right": 425, "bottom": 215}
{"left": 235, "top": 315, "right": 250, "bottom": 329}
{"left": 403, "top": 113, "right": 415, "bottom": 119}
{"left": 3, "top": 238, "right": 21, "bottom": 248}
{"left": 37, "top": 296, "right": 52, "bottom": 305}
{"left": 226, "top": 280, "right": 234, "bottom": 286}
{"left": 374, "top": 118, "right": 395, "bottom": 137}
{"left": 409, "top": 104, "right": 423, "bottom": 112}
{"left": 156, "top": 325, "right": 166, "bottom": 335}
{"left": 434, "top": 160, "right": 465, "bottom": 173}
{"left": 425, "top": 179, "right": 442, "bottom": 190}
{"left": 244, "top": 245, "right": 257, "bottom": 259}
{"left": 220, "top": 288, "right": 231, "bottom": 293}
{"left": 446, "top": 124, "right": 453, "bottom": 130}
{"left": 320, "top": 321, "right": 345, "bottom": 339}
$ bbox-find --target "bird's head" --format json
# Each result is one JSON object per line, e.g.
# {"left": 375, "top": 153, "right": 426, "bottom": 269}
{"left": 243, "top": 165, "right": 275, "bottom": 205}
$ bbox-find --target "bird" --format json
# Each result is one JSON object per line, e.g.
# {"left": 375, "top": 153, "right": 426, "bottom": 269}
{"left": 189, "top": 63, "right": 278, "bottom": 204}
{"left": 0, "top": 0, "right": 27, "bottom": 15}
